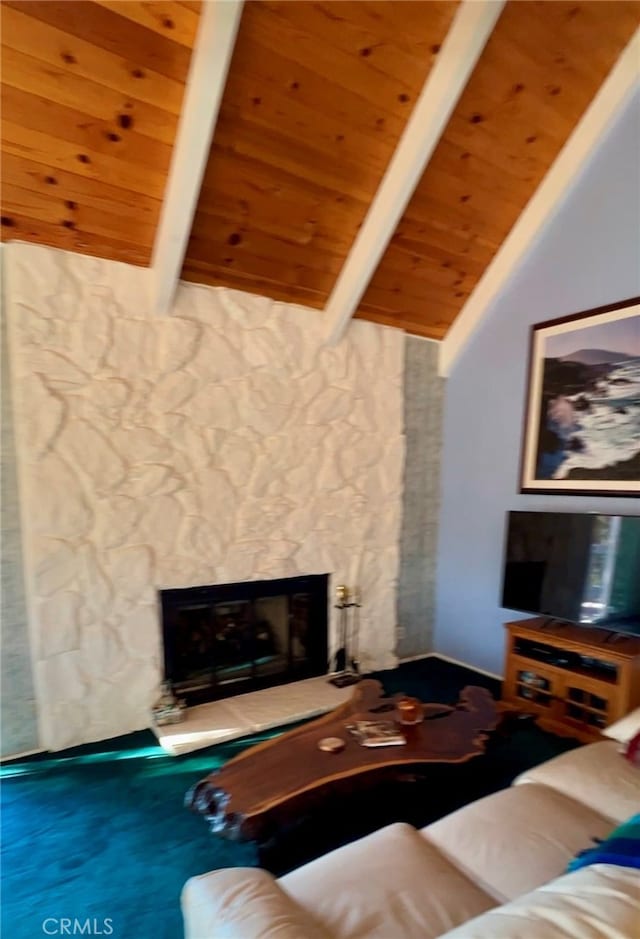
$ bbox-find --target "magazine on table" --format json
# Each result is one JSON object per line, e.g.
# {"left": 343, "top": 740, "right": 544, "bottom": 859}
{"left": 345, "top": 720, "right": 406, "bottom": 747}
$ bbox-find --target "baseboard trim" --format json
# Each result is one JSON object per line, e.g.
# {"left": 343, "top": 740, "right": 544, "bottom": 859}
{"left": 397, "top": 652, "right": 432, "bottom": 664}
{"left": 0, "top": 746, "right": 44, "bottom": 763}
{"left": 425, "top": 652, "right": 503, "bottom": 681}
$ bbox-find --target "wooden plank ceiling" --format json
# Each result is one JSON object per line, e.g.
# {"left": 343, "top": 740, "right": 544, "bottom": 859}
{"left": 1, "top": 1, "right": 639, "bottom": 339}
{"left": 0, "top": 0, "right": 200, "bottom": 265}
{"left": 182, "top": 0, "right": 458, "bottom": 307}
{"left": 357, "top": 0, "right": 640, "bottom": 338}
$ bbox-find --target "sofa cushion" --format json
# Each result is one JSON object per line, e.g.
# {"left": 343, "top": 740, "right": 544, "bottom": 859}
{"left": 280, "top": 822, "right": 496, "bottom": 939}
{"left": 436, "top": 864, "right": 640, "bottom": 938}
{"left": 514, "top": 740, "right": 640, "bottom": 824}
{"left": 182, "top": 868, "right": 333, "bottom": 939}
{"left": 568, "top": 813, "right": 640, "bottom": 873}
{"left": 420, "top": 783, "right": 613, "bottom": 903}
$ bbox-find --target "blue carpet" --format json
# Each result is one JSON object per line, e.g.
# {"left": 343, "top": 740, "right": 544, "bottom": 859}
{"left": 1, "top": 659, "right": 577, "bottom": 939}
{"left": 1, "top": 737, "right": 261, "bottom": 939}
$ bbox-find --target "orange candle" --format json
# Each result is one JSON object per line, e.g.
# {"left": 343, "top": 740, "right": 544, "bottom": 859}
{"left": 397, "top": 696, "right": 423, "bottom": 725}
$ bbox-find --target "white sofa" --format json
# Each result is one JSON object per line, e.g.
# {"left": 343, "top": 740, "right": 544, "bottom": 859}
{"left": 182, "top": 740, "right": 640, "bottom": 938}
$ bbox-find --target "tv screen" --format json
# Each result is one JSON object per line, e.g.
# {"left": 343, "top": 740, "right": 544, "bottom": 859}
{"left": 501, "top": 511, "right": 640, "bottom": 636}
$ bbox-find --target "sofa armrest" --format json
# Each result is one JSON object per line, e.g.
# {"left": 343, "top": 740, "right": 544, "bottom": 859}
{"left": 182, "top": 867, "right": 334, "bottom": 939}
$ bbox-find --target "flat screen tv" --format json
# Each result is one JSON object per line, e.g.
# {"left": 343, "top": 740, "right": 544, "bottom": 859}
{"left": 501, "top": 511, "right": 640, "bottom": 637}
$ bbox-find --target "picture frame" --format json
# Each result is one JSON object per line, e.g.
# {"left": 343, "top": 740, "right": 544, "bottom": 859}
{"left": 520, "top": 297, "right": 640, "bottom": 496}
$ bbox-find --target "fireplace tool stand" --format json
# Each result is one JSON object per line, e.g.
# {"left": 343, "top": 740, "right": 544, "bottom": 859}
{"left": 329, "top": 584, "right": 361, "bottom": 688}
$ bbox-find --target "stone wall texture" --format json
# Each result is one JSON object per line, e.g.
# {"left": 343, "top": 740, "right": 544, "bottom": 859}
{"left": 6, "top": 244, "right": 405, "bottom": 751}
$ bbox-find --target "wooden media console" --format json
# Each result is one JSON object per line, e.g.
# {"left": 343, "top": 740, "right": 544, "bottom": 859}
{"left": 503, "top": 618, "right": 640, "bottom": 743}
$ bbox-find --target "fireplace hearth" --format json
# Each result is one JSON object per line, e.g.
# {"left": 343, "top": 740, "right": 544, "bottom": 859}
{"left": 159, "top": 575, "right": 329, "bottom": 705}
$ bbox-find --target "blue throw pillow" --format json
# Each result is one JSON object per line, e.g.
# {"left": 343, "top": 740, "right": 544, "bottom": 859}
{"left": 568, "top": 814, "right": 640, "bottom": 872}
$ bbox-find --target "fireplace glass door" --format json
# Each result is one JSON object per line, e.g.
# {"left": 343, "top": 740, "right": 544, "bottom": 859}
{"left": 160, "top": 575, "right": 328, "bottom": 704}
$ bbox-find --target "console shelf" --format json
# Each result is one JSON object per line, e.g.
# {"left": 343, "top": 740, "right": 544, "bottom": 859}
{"left": 502, "top": 618, "right": 640, "bottom": 743}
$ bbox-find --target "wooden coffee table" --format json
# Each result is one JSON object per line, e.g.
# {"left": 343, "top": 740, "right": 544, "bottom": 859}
{"left": 186, "top": 680, "right": 497, "bottom": 843}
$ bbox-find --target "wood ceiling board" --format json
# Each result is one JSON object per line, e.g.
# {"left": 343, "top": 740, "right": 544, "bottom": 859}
{"left": 353, "top": 309, "right": 451, "bottom": 340}
{"left": 369, "top": 246, "right": 482, "bottom": 293}
{"left": 1, "top": 86, "right": 173, "bottom": 175}
{"left": 211, "top": 110, "right": 399, "bottom": 206}
{"left": 400, "top": 191, "right": 513, "bottom": 249}
{"left": 396, "top": 221, "right": 498, "bottom": 265}
{"left": 214, "top": 34, "right": 434, "bottom": 155}
{"left": 498, "top": 3, "right": 637, "bottom": 75}
{"left": 0, "top": 152, "right": 161, "bottom": 226}
{"left": 1, "top": 4, "right": 186, "bottom": 115}
{"left": 214, "top": 81, "right": 402, "bottom": 182}
{"left": 1, "top": 120, "right": 169, "bottom": 198}
{"left": 184, "top": 0, "right": 458, "bottom": 308}
{"left": 0, "top": 0, "right": 196, "bottom": 265}
{"left": 93, "top": 1, "right": 200, "bottom": 49}
{"left": 433, "top": 133, "right": 539, "bottom": 188}
{"left": 359, "top": 0, "right": 640, "bottom": 336}
{"left": 1, "top": 45, "right": 179, "bottom": 147}
{"left": 353, "top": 290, "right": 456, "bottom": 335}
{"left": 198, "top": 145, "right": 371, "bottom": 224}
{"left": 191, "top": 202, "right": 356, "bottom": 259}
{"left": 257, "top": 1, "right": 452, "bottom": 96}
{"left": 181, "top": 262, "right": 328, "bottom": 310}
{"left": 0, "top": 213, "right": 152, "bottom": 266}
{"left": 391, "top": 216, "right": 497, "bottom": 267}
{"left": 187, "top": 221, "right": 345, "bottom": 292}
{"left": 195, "top": 173, "right": 364, "bottom": 244}
{"left": 1, "top": 183, "right": 157, "bottom": 248}
{"left": 408, "top": 157, "right": 533, "bottom": 220}
{"left": 357, "top": 273, "right": 475, "bottom": 311}
{"left": 5, "top": 1, "right": 193, "bottom": 82}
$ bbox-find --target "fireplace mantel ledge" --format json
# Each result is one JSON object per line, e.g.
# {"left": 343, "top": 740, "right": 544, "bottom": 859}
{"left": 151, "top": 675, "right": 354, "bottom": 756}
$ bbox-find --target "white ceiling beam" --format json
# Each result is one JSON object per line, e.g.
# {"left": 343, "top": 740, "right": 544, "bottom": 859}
{"left": 149, "top": 0, "right": 244, "bottom": 315}
{"left": 440, "top": 27, "right": 640, "bottom": 377}
{"left": 324, "top": 0, "right": 505, "bottom": 346}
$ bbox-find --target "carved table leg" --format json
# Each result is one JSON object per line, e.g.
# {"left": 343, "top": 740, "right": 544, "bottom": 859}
{"left": 185, "top": 779, "right": 244, "bottom": 841}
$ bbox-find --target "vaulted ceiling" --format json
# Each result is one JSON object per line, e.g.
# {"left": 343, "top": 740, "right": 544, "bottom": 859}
{"left": 2, "top": 1, "right": 639, "bottom": 342}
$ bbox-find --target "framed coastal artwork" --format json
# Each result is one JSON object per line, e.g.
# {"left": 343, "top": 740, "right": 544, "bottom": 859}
{"left": 520, "top": 297, "right": 640, "bottom": 496}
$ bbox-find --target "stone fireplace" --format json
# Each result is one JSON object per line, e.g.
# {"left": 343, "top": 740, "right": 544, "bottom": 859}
{"left": 6, "top": 243, "right": 405, "bottom": 752}
{"left": 160, "top": 574, "right": 329, "bottom": 704}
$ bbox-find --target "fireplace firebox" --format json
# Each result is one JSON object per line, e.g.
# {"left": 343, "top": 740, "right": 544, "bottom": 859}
{"left": 159, "top": 574, "right": 329, "bottom": 705}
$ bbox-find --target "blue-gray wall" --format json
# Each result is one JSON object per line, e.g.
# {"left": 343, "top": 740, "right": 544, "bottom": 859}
{"left": 1, "top": 281, "right": 39, "bottom": 757}
{"left": 434, "top": 89, "right": 640, "bottom": 676}
{"left": 398, "top": 336, "right": 443, "bottom": 657}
